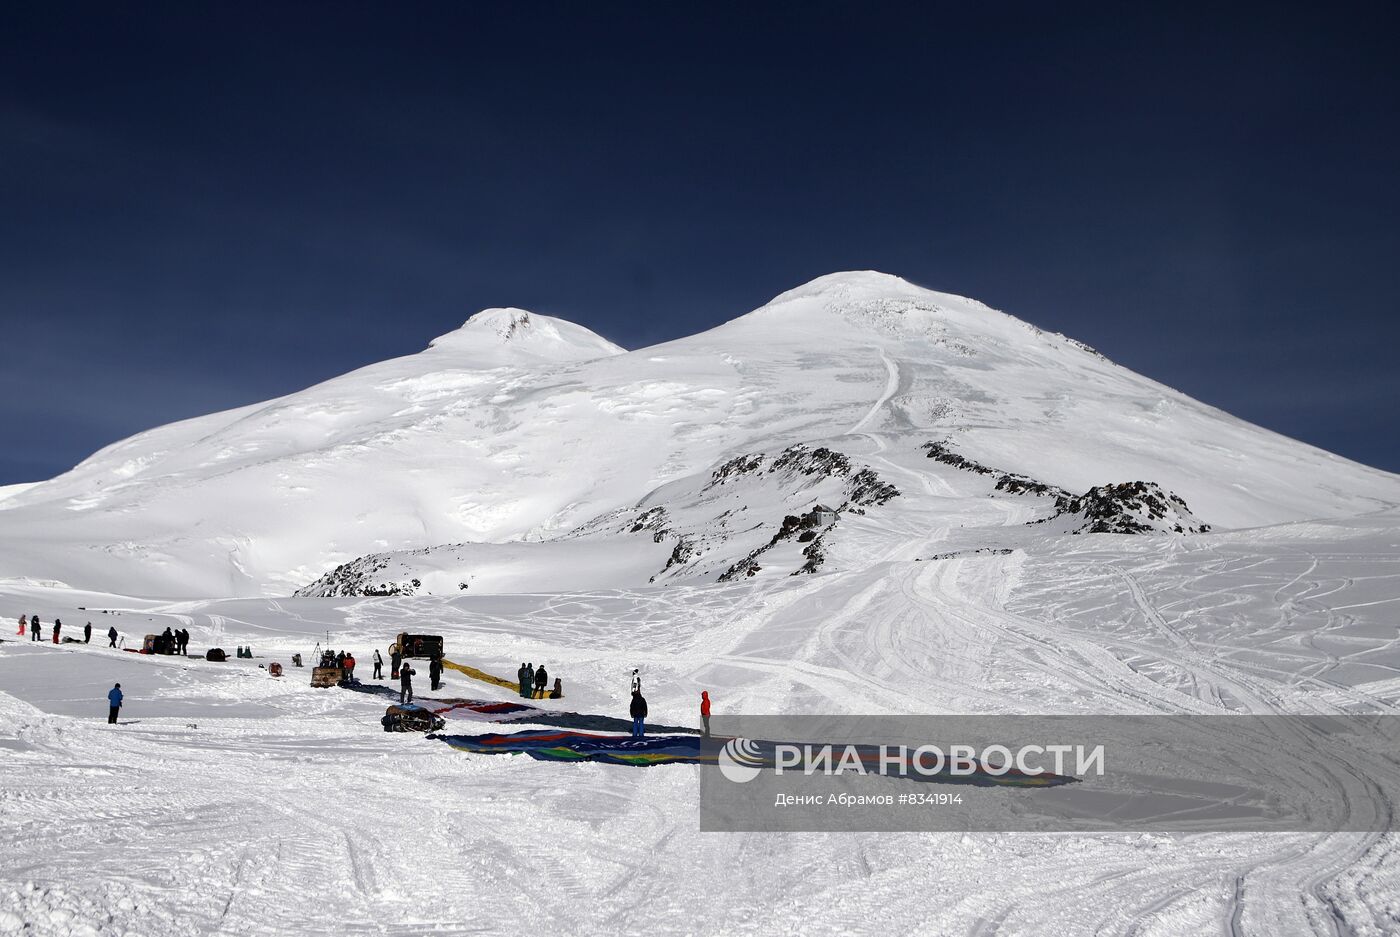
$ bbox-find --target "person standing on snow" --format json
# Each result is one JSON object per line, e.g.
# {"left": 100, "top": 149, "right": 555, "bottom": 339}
{"left": 399, "top": 662, "right": 416, "bottom": 704}
{"left": 372, "top": 649, "right": 383, "bottom": 680}
{"left": 52, "top": 619, "right": 62, "bottom": 644}
{"left": 429, "top": 655, "right": 442, "bottom": 692}
{"left": 31, "top": 616, "right": 43, "bottom": 642}
{"left": 390, "top": 644, "right": 402, "bottom": 680}
{"left": 344, "top": 652, "right": 356, "bottom": 681}
{"left": 630, "top": 668, "right": 641, "bottom": 694}
{"left": 533, "top": 664, "right": 548, "bottom": 700}
{"left": 517, "top": 663, "right": 528, "bottom": 697}
{"left": 108, "top": 625, "right": 119, "bottom": 648}
{"left": 700, "top": 691, "right": 712, "bottom": 737}
{"left": 629, "top": 690, "right": 648, "bottom": 737}
{"left": 523, "top": 663, "right": 535, "bottom": 700}
{"left": 84, "top": 622, "right": 92, "bottom": 644}
{"left": 107, "top": 683, "right": 123, "bottom": 724}
{"left": 16, "top": 615, "right": 25, "bottom": 637}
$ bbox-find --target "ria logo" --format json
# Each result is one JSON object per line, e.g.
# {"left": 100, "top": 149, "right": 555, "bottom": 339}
{"left": 718, "top": 737, "right": 765, "bottom": 783}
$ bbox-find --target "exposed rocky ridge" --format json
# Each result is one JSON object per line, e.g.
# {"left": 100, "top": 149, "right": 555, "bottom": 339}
{"left": 922, "top": 440, "right": 1208, "bottom": 535}
{"left": 297, "top": 547, "right": 468, "bottom": 597}
{"left": 1050, "top": 482, "right": 1210, "bottom": 535}
{"left": 627, "top": 444, "right": 899, "bottom": 582}
{"left": 707, "top": 445, "right": 900, "bottom": 507}
{"left": 922, "top": 441, "right": 1072, "bottom": 500}
{"left": 718, "top": 507, "right": 835, "bottom": 582}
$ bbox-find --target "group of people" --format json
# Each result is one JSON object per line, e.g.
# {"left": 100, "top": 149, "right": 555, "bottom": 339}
{"left": 19, "top": 614, "right": 117, "bottom": 648}
{"left": 320, "top": 648, "right": 358, "bottom": 678}
{"left": 18, "top": 614, "right": 49, "bottom": 642}
{"left": 157, "top": 626, "right": 191, "bottom": 655}
{"left": 376, "top": 644, "right": 441, "bottom": 701}
{"left": 397, "top": 654, "right": 442, "bottom": 699}
{"left": 517, "top": 662, "right": 562, "bottom": 700}
{"left": 398, "top": 654, "right": 443, "bottom": 701}
{"left": 625, "top": 670, "right": 711, "bottom": 739}
{"left": 71, "top": 625, "right": 719, "bottom": 742}
{"left": 345, "top": 644, "right": 439, "bottom": 704}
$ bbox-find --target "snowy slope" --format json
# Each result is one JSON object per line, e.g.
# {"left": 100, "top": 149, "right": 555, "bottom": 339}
{"left": 0, "top": 481, "right": 38, "bottom": 504}
{"left": 2, "top": 271, "right": 1397, "bottom": 598}
{"left": 3, "top": 509, "right": 1400, "bottom": 935}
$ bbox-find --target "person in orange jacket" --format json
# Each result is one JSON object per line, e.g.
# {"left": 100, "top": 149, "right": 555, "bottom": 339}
{"left": 700, "top": 691, "right": 712, "bottom": 737}
{"left": 343, "top": 652, "right": 356, "bottom": 681}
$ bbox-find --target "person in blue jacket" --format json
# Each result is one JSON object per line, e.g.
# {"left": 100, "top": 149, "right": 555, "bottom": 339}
{"left": 107, "top": 683, "right": 123, "bottom": 724}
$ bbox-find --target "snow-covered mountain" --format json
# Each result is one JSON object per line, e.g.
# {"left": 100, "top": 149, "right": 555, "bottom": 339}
{"left": 3, "top": 272, "right": 1397, "bottom": 598}
{"left": 6, "top": 274, "right": 1400, "bottom": 937}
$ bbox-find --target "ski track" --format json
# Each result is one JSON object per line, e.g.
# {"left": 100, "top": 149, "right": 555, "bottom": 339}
{"left": 844, "top": 346, "right": 900, "bottom": 437}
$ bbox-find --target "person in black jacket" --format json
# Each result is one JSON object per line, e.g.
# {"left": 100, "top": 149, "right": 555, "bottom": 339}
{"left": 30, "top": 616, "right": 41, "bottom": 642}
{"left": 84, "top": 622, "right": 92, "bottom": 644}
{"left": 399, "top": 663, "right": 416, "bottom": 704}
{"left": 429, "top": 656, "right": 443, "bottom": 691}
{"left": 629, "top": 690, "right": 647, "bottom": 737}
{"left": 52, "top": 619, "right": 62, "bottom": 644}
{"left": 533, "top": 664, "right": 548, "bottom": 700}
{"left": 107, "top": 625, "right": 118, "bottom": 648}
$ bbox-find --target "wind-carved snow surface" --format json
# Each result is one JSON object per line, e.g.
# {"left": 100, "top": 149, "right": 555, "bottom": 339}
{"left": 3, "top": 271, "right": 1400, "bottom": 936}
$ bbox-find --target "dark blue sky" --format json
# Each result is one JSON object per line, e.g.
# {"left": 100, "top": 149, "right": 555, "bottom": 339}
{"left": 2, "top": 2, "right": 1397, "bottom": 485}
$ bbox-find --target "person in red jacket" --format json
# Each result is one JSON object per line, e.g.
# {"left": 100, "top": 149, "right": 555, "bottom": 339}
{"left": 700, "top": 691, "right": 712, "bottom": 737}
{"left": 343, "top": 653, "right": 356, "bottom": 681}
{"left": 17, "top": 615, "right": 25, "bottom": 636}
